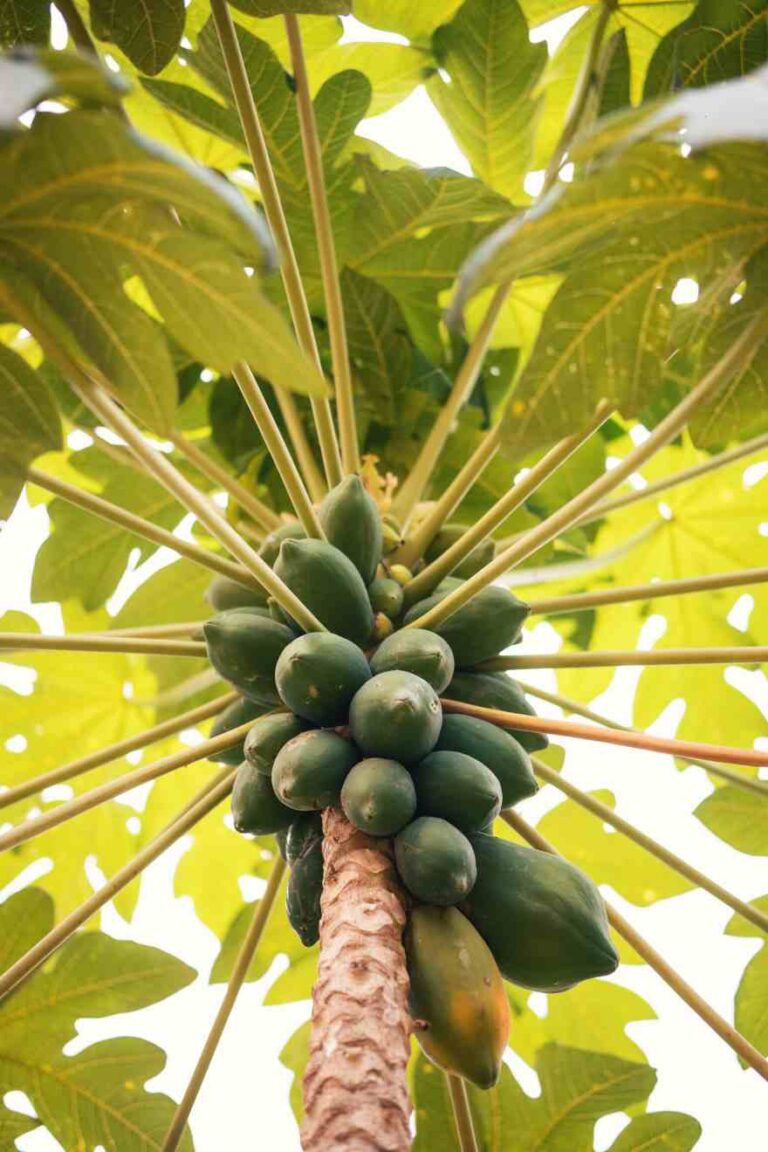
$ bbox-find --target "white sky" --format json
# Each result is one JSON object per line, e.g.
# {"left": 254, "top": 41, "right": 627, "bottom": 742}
{"left": 2, "top": 11, "right": 768, "bottom": 1152}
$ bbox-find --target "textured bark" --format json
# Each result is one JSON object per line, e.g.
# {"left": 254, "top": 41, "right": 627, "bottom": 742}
{"left": 301, "top": 808, "right": 412, "bottom": 1151}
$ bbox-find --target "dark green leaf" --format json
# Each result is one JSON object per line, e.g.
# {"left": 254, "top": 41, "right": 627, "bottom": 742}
{"left": 0, "top": 342, "right": 61, "bottom": 518}
{"left": 89, "top": 0, "right": 186, "bottom": 76}
{"left": 0, "top": 0, "right": 49, "bottom": 46}
{"left": 645, "top": 0, "right": 768, "bottom": 97}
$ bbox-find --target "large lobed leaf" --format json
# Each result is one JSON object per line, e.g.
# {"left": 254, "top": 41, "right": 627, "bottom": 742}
{"left": 0, "top": 888, "right": 196, "bottom": 1151}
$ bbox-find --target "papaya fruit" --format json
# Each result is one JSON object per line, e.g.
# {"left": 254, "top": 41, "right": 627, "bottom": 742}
{"left": 388, "top": 564, "right": 412, "bottom": 586}
{"left": 443, "top": 672, "right": 549, "bottom": 753}
{"left": 368, "top": 576, "right": 404, "bottom": 618}
{"left": 319, "top": 475, "right": 383, "bottom": 584}
{"left": 413, "top": 750, "right": 501, "bottom": 833}
{"left": 424, "top": 524, "right": 495, "bottom": 579}
{"left": 394, "top": 817, "right": 476, "bottom": 906}
{"left": 231, "top": 761, "right": 294, "bottom": 835}
{"left": 272, "top": 729, "right": 359, "bottom": 811}
{"left": 205, "top": 574, "right": 268, "bottom": 612}
{"left": 286, "top": 837, "right": 323, "bottom": 946}
{"left": 404, "top": 585, "right": 529, "bottom": 667}
{"left": 274, "top": 538, "right": 375, "bottom": 646}
{"left": 203, "top": 609, "right": 294, "bottom": 702}
{"left": 406, "top": 906, "right": 509, "bottom": 1088}
{"left": 243, "top": 712, "right": 308, "bottom": 776}
{"left": 371, "top": 612, "right": 394, "bottom": 642}
{"left": 258, "top": 521, "right": 306, "bottom": 567}
{"left": 276, "top": 825, "right": 289, "bottom": 861}
{"left": 349, "top": 671, "right": 442, "bottom": 767}
{"left": 436, "top": 714, "right": 537, "bottom": 807}
{"left": 275, "top": 632, "right": 371, "bottom": 726}
{"left": 285, "top": 811, "right": 323, "bottom": 865}
{"left": 209, "top": 696, "right": 269, "bottom": 766}
{"left": 341, "top": 758, "right": 417, "bottom": 836}
{"left": 369, "top": 628, "right": 454, "bottom": 694}
{"left": 462, "top": 834, "right": 619, "bottom": 991}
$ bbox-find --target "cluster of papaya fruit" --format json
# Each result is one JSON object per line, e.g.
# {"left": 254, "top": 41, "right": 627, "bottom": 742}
{"left": 202, "top": 476, "right": 618, "bottom": 1089}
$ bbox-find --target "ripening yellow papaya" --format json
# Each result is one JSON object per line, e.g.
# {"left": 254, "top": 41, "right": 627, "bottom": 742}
{"left": 405, "top": 905, "right": 509, "bottom": 1088}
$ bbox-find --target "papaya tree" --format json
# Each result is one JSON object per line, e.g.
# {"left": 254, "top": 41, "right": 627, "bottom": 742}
{"left": 0, "top": 0, "right": 766, "bottom": 1149}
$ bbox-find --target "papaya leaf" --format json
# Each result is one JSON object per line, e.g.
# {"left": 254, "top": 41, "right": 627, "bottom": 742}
{"left": 353, "top": 0, "right": 463, "bottom": 42}
{"left": 0, "top": 0, "right": 49, "bottom": 46}
{"left": 0, "top": 343, "right": 61, "bottom": 519}
{"left": 279, "top": 1018, "right": 311, "bottom": 1125}
{"left": 0, "top": 44, "right": 129, "bottom": 125}
{"left": 341, "top": 268, "right": 413, "bottom": 425}
{"left": 412, "top": 1044, "right": 656, "bottom": 1151}
{"left": 645, "top": 0, "right": 768, "bottom": 97}
{"left": 89, "top": 0, "right": 186, "bottom": 76}
{"left": 230, "top": 0, "right": 349, "bottom": 14}
{"left": 0, "top": 606, "right": 156, "bottom": 920}
{"left": 510, "top": 980, "right": 656, "bottom": 1066}
{"left": 608, "top": 1111, "right": 702, "bottom": 1151}
{"left": 726, "top": 896, "right": 768, "bottom": 1063}
{"left": 426, "top": 0, "right": 547, "bottom": 201}
{"left": 0, "top": 888, "right": 196, "bottom": 1152}
{"left": 695, "top": 787, "right": 768, "bottom": 855}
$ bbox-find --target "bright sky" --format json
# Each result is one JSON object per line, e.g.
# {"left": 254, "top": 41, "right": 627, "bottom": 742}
{"left": 2, "top": 12, "right": 767, "bottom": 1152}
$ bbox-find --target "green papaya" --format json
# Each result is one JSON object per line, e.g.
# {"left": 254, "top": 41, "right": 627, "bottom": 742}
{"left": 286, "top": 837, "right": 323, "bottom": 946}
{"left": 424, "top": 524, "right": 495, "bottom": 579}
{"left": 406, "top": 906, "right": 509, "bottom": 1088}
{"left": 272, "top": 729, "right": 359, "bottom": 811}
{"left": 209, "top": 696, "right": 270, "bottom": 766}
{"left": 462, "top": 834, "right": 619, "bottom": 991}
{"left": 274, "top": 538, "right": 375, "bottom": 646}
{"left": 413, "top": 750, "right": 501, "bottom": 833}
{"left": 275, "top": 632, "right": 371, "bottom": 726}
{"left": 341, "top": 758, "right": 417, "bottom": 837}
{"left": 205, "top": 575, "right": 268, "bottom": 612}
{"left": 319, "top": 475, "right": 383, "bottom": 584}
{"left": 258, "top": 521, "right": 306, "bottom": 566}
{"left": 394, "top": 817, "right": 476, "bottom": 906}
{"left": 436, "top": 714, "right": 537, "bottom": 807}
{"left": 203, "top": 609, "right": 294, "bottom": 702}
{"left": 404, "top": 585, "right": 529, "bottom": 667}
{"left": 349, "top": 671, "right": 442, "bottom": 767}
{"left": 443, "top": 672, "right": 549, "bottom": 753}
{"left": 243, "top": 712, "right": 308, "bottom": 776}
{"left": 369, "top": 628, "right": 454, "bottom": 694}
{"left": 368, "top": 577, "right": 404, "bottom": 618}
{"left": 285, "top": 811, "right": 323, "bottom": 865}
{"left": 231, "top": 761, "right": 294, "bottom": 835}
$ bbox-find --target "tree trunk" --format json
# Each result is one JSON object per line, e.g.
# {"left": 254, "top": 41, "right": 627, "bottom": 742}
{"left": 301, "top": 807, "right": 412, "bottom": 1151}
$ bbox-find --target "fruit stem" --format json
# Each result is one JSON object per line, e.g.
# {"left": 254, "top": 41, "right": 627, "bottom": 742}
{"left": 517, "top": 679, "right": 768, "bottom": 796}
{"left": 231, "top": 362, "right": 326, "bottom": 540}
{"left": 0, "top": 632, "right": 207, "bottom": 657}
{"left": 210, "top": 0, "right": 340, "bottom": 495}
{"left": 446, "top": 1075, "right": 479, "bottom": 1152}
{"left": 27, "top": 466, "right": 262, "bottom": 590}
{"left": 403, "top": 402, "right": 613, "bottom": 603}
{"left": 104, "top": 622, "right": 206, "bottom": 638}
{"left": 161, "top": 856, "right": 287, "bottom": 1152}
{"left": 0, "top": 767, "right": 236, "bottom": 1001}
{"left": 529, "top": 565, "right": 768, "bottom": 616}
{"left": 393, "top": 284, "right": 510, "bottom": 524}
{"left": 0, "top": 691, "right": 237, "bottom": 812}
{"left": 301, "top": 809, "right": 412, "bottom": 1152}
{"left": 168, "top": 431, "right": 281, "bottom": 532}
{"left": 502, "top": 811, "right": 768, "bottom": 1081}
{"left": 440, "top": 698, "right": 768, "bottom": 769}
{"left": 392, "top": 424, "right": 504, "bottom": 569}
{"left": 285, "top": 13, "right": 360, "bottom": 477}
{"left": 412, "top": 311, "right": 768, "bottom": 631}
{"left": 480, "top": 645, "right": 768, "bottom": 670}
{"left": 531, "top": 756, "right": 768, "bottom": 933}
{"left": 0, "top": 716, "right": 261, "bottom": 853}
